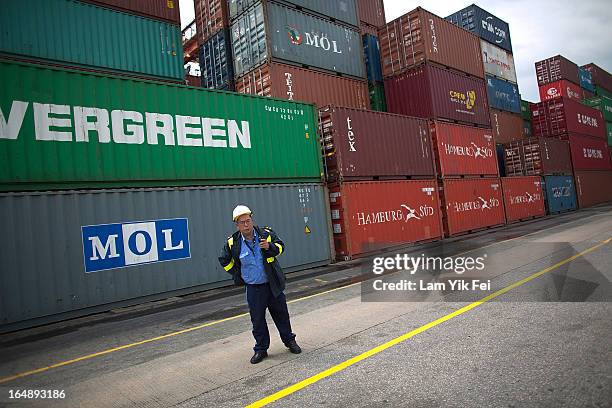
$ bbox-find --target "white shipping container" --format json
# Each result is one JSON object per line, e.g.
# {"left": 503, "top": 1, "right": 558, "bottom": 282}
{"left": 481, "top": 40, "right": 517, "bottom": 84}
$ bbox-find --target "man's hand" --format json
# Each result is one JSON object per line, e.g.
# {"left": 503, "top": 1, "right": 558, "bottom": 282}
{"left": 259, "top": 239, "right": 269, "bottom": 250}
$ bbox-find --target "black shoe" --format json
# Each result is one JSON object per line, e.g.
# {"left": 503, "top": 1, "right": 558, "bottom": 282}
{"left": 250, "top": 351, "right": 268, "bottom": 364}
{"left": 286, "top": 340, "right": 302, "bottom": 354}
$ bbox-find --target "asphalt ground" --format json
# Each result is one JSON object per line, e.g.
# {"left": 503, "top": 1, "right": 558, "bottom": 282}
{"left": 0, "top": 205, "right": 610, "bottom": 408}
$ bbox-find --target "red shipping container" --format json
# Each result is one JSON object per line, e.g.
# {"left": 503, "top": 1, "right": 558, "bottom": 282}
{"left": 574, "top": 170, "right": 612, "bottom": 208}
{"left": 379, "top": 7, "right": 484, "bottom": 79}
{"left": 319, "top": 107, "right": 435, "bottom": 182}
{"left": 357, "top": 0, "right": 386, "bottom": 28}
{"left": 430, "top": 121, "right": 498, "bottom": 177}
{"left": 195, "top": 0, "right": 229, "bottom": 44}
{"left": 581, "top": 63, "right": 612, "bottom": 92}
{"left": 535, "top": 55, "right": 580, "bottom": 86}
{"left": 531, "top": 98, "right": 606, "bottom": 139}
{"left": 385, "top": 64, "right": 490, "bottom": 127}
{"left": 235, "top": 62, "right": 369, "bottom": 109}
{"left": 503, "top": 137, "right": 572, "bottom": 176}
{"left": 501, "top": 176, "right": 546, "bottom": 223}
{"left": 538, "top": 80, "right": 584, "bottom": 102}
{"left": 439, "top": 178, "right": 506, "bottom": 236}
{"left": 329, "top": 180, "right": 443, "bottom": 259}
{"left": 562, "top": 133, "right": 612, "bottom": 171}
{"left": 79, "top": 0, "right": 181, "bottom": 24}
{"left": 490, "top": 109, "right": 523, "bottom": 144}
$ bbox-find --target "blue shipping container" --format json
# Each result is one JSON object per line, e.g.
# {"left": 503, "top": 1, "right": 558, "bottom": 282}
{"left": 199, "top": 29, "right": 235, "bottom": 90}
{"left": 446, "top": 4, "right": 512, "bottom": 53}
{"left": 363, "top": 34, "right": 383, "bottom": 83}
{"left": 543, "top": 175, "right": 577, "bottom": 215}
{"left": 579, "top": 68, "right": 595, "bottom": 93}
{"left": 486, "top": 75, "right": 521, "bottom": 113}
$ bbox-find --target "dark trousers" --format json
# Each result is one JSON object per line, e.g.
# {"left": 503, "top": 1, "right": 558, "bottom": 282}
{"left": 246, "top": 283, "right": 296, "bottom": 351}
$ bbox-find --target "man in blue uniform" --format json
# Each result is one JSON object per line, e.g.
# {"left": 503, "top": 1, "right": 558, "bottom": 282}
{"left": 219, "top": 205, "right": 301, "bottom": 364}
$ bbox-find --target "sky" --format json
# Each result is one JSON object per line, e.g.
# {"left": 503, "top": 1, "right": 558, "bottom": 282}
{"left": 179, "top": 0, "right": 612, "bottom": 102}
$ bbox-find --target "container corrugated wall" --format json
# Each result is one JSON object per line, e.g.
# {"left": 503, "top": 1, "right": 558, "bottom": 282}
{"left": 379, "top": 7, "right": 484, "bottom": 79}
{"left": 445, "top": 4, "right": 512, "bottom": 53}
{"left": 486, "top": 76, "right": 520, "bottom": 113}
{"left": 583, "top": 97, "right": 612, "bottom": 122}
{"left": 368, "top": 83, "right": 387, "bottom": 112}
{"left": 79, "top": 0, "right": 181, "bottom": 24}
{"left": 543, "top": 175, "right": 577, "bottom": 214}
{"left": 531, "top": 98, "right": 606, "bottom": 139}
{"left": 385, "top": 65, "right": 490, "bottom": 127}
{"left": 430, "top": 121, "right": 498, "bottom": 177}
{"left": 501, "top": 176, "right": 546, "bottom": 223}
{"left": 0, "top": 59, "right": 322, "bottom": 191}
{"left": 0, "top": 183, "right": 331, "bottom": 331}
{"left": 329, "top": 180, "right": 442, "bottom": 260}
{"left": 319, "top": 107, "right": 434, "bottom": 182}
{"left": 565, "top": 134, "right": 612, "bottom": 171}
{"left": 574, "top": 170, "right": 612, "bottom": 208}
{"left": 199, "top": 29, "right": 235, "bottom": 90}
{"left": 0, "top": 0, "right": 184, "bottom": 82}
{"left": 480, "top": 40, "right": 517, "bottom": 83}
{"left": 229, "top": 0, "right": 359, "bottom": 27}
{"left": 490, "top": 109, "right": 523, "bottom": 144}
{"left": 231, "top": 2, "right": 364, "bottom": 78}
{"left": 235, "top": 62, "right": 369, "bottom": 109}
{"left": 356, "top": 0, "right": 386, "bottom": 28}
{"left": 439, "top": 178, "right": 506, "bottom": 237}
{"left": 503, "top": 138, "right": 573, "bottom": 176}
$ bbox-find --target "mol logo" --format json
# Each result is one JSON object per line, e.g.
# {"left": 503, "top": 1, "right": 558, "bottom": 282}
{"left": 285, "top": 26, "right": 343, "bottom": 54}
{"left": 82, "top": 218, "right": 190, "bottom": 273}
{"left": 449, "top": 90, "right": 476, "bottom": 110}
{"left": 286, "top": 25, "right": 302, "bottom": 45}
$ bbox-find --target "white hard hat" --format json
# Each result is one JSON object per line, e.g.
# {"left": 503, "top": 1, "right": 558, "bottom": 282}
{"left": 232, "top": 205, "right": 252, "bottom": 221}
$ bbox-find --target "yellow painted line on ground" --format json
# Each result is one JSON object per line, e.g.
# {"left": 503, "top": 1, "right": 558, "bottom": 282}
{"left": 0, "top": 213, "right": 606, "bottom": 385}
{"left": 246, "top": 237, "right": 611, "bottom": 408}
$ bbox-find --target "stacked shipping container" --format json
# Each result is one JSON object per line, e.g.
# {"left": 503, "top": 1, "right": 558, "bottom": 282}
{"left": 319, "top": 106, "right": 441, "bottom": 259}
{"left": 229, "top": 0, "right": 368, "bottom": 108}
{"left": 0, "top": 0, "right": 184, "bottom": 82}
{"left": 532, "top": 55, "right": 612, "bottom": 208}
{"left": 358, "top": 0, "right": 386, "bottom": 111}
{"left": 195, "top": 0, "right": 233, "bottom": 89}
{"left": 0, "top": 56, "right": 332, "bottom": 330}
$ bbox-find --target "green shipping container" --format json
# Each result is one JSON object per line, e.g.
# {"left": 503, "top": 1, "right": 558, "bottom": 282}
{"left": 0, "top": 59, "right": 323, "bottom": 191}
{"left": 368, "top": 83, "right": 387, "bottom": 112}
{"left": 595, "top": 86, "right": 612, "bottom": 101}
{"left": 607, "top": 122, "right": 612, "bottom": 147}
{"left": 0, "top": 0, "right": 183, "bottom": 82}
{"left": 583, "top": 96, "right": 612, "bottom": 122}
{"left": 520, "top": 100, "right": 532, "bottom": 121}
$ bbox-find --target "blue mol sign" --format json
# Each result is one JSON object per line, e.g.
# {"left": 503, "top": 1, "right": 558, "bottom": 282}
{"left": 82, "top": 218, "right": 190, "bottom": 273}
